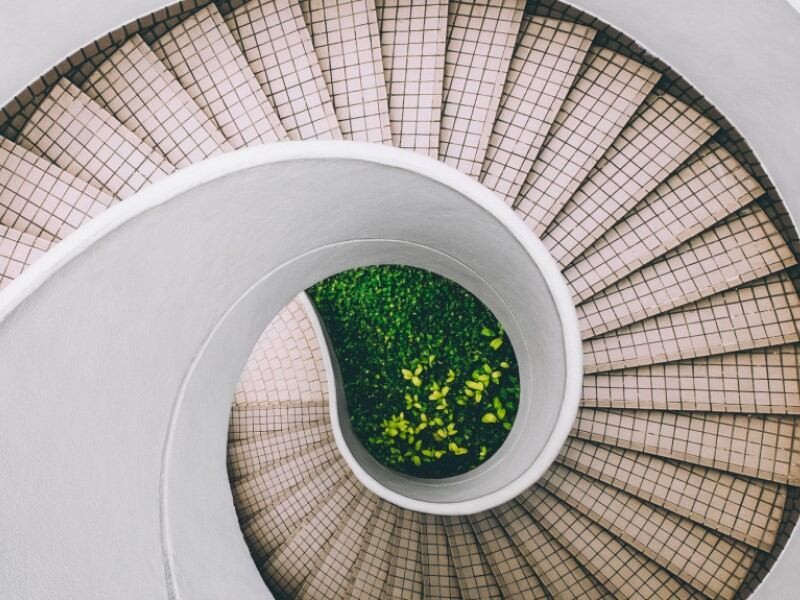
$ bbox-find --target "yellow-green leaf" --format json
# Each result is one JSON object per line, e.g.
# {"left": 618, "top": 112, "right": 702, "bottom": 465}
{"left": 481, "top": 413, "right": 498, "bottom": 424}
{"left": 490, "top": 338, "right": 503, "bottom": 350}
{"left": 401, "top": 369, "right": 413, "bottom": 380}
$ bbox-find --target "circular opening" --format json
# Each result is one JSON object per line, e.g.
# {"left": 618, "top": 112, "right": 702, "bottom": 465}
{"left": 307, "top": 264, "right": 520, "bottom": 479}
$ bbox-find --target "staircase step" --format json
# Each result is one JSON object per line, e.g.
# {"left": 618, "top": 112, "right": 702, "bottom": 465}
{"left": 494, "top": 501, "right": 612, "bottom": 599}
{"left": 349, "top": 500, "right": 398, "bottom": 599}
{"left": 82, "top": 35, "right": 231, "bottom": 169}
{"left": 438, "top": 0, "right": 524, "bottom": 178}
{"left": 469, "top": 511, "right": 549, "bottom": 599}
{"left": 375, "top": 0, "right": 448, "bottom": 156}
{"left": 443, "top": 515, "right": 502, "bottom": 599}
{"left": 299, "top": 491, "right": 379, "bottom": 599}
{"left": 234, "top": 296, "right": 329, "bottom": 405}
{"left": 227, "top": 422, "right": 332, "bottom": 481}
{"left": 583, "top": 271, "right": 800, "bottom": 373}
{"left": 231, "top": 438, "right": 338, "bottom": 520}
{"left": 557, "top": 437, "right": 786, "bottom": 551}
{"left": 262, "top": 475, "right": 362, "bottom": 596}
{"left": 519, "top": 487, "right": 701, "bottom": 599}
{"left": 541, "top": 462, "right": 756, "bottom": 599}
{"left": 514, "top": 47, "right": 659, "bottom": 231}
{"left": 228, "top": 399, "right": 329, "bottom": 440}
{"left": 565, "top": 143, "right": 765, "bottom": 304}
{"left": 302, "top": 0, "right": 392, "bottom": 143}
{"left": 572, "top": 409, "right": 800, "bottom": 484}
{"left": 383, "top": 509, "right": 424, "bottom": 599}
{"left": 0, "top": 225, "right": 54, "bottom": 289}
{"left": 578, "top": 203, "right": 796, "bottom": 338}
{"left": 150, "top": 4, "right": 286, "bottom": 149}
{"left": 420, "top": 513, "right": 462, "bottom": 599}
{"left": 240, "top": 458, "right": 350, "bottom": 561}
{"left": 0, "top": 137, "right": 114, "bottom": 241}
{"left": 582, "top": 344, "right": 800, "bottom": 414}
{"left": 18, "top": 79, "right": 173, "bottom": 198}
{"left": 480, "top": 15, "right": 595, "bottom": 202}
{"left": 225, "top": 0, "right": 341, "bottom": 140}
{"left": 543, "top": 93, "right": 718, "bottom": 267}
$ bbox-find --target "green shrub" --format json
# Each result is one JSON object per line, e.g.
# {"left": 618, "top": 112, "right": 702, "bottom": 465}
{"left": 307, "top": 265, "right": 519, "bottom": 478}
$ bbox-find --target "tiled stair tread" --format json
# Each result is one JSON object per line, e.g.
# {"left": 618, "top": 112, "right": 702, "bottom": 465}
{"left": 262, "top": 475, "right": 363, "bottom": 596}
{"left": 469, "top": 511, "right": 549, "bottom": 599}
{"left": 494, "top": 501, "right": 612, "bottom": 599}
{"left": 225, "top": 0, "right": 342, "bottom": 141}
{"left": 557, "top": 437, "right": 786, "bottom": 551}
{"left": 583, "top": 271, "right": 800, "bottom": 373}
{"left": 519, "top": 487, "right": 702, "bottom": 599}
{"left": 577, "top": 203, "right": 797, "bottom": 338}
{"left": 565, "top": 142, "right": 765, "bottom": 304}
{"left": 542, "top": 92, "right": 719, "bottom": 267}
{"left": 572, "top": 409, "right": 800, "bottom": 485}
{"left": 0, "top": 137, "right": 114, "bottom": 241}
{"left": 514, "top": 46, "right": 660, "bottom": 231}
{"left": 582, "top": 344, "right": 800, "bottom": 414}
{"left": 234, "top": 295, "right": 329, "bottom": 405}
{"left": 231, "top": 438, "right": 338, "bottom": 520}
{"left": 420, "top": 513, "right": 462, "bottom": 599}
{"left": 227, "top": 422, "right": 333, "bottom": 481}
{"left": 438, "top": 0, "right": 525, "bottom": 178}
{"left": 541, "top": 462, "right": 757, "bottom": 599}
{"left": 150, "top": 3, "right": 287, "bottom": 149}
{"left": 82, "top": 35, "right": 231, "bottom": 169}
{"left": 383, "top": 509, "right": 424, "bottom": 599}
{"left": 299, "top": 492, "right": 379, "bottom": 599}
{"left": 18, "top": 79, "right": 173, "bottom": 198}
{"left": 302, "top": 0, "right": 392, "bottom": 143}
{"left": 0, "top": 224, "right": 55, "bottom": 289}
{"left": 349, "top": 501, "right": 398, "bottom": 599}
{"left": 240, "top": 458, "right": 351, "bottom": 561}
{"left": 480, "top": 15, "right": 595, "bottom": 202}
{"left": 228, "top": 399, "right": 329, "bottom": 440}
{"left": 375, "top": 0, "right": 447, "bottom": 156}
{"left": 443, "top": 515, "right": 503, "bottom": 599}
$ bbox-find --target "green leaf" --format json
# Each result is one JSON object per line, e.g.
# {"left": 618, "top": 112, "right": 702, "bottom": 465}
{"left": 490, "top": 337, "right": 503, "bottom": 350}
{"left": 411, "top": 376, "right": 422, "bottom": 387}
{"left": 411, "top": 455, "right": 422, "bottom": 466}
{"left": 401, "top": 368, "right": 413, "bottom": 380}
{"left": 414, "top": 364, "right": 423, "bottom": 376}
{"left": 466, "top": 380, "right": 484, "bottom": 391}
{"left": 481, "top": 413, "right": 498, "bottom": 424}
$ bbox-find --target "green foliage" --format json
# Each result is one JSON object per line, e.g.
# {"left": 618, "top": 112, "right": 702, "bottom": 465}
{"left": 307, "top": 265, "right": 520, "bottom": 478}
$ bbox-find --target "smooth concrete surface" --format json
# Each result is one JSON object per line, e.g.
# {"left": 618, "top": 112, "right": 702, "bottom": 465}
{"left": 0, "top": 142, "right": 580, "bottom": 597}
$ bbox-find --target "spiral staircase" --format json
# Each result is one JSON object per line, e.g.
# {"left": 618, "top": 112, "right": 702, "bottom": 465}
{"left": 1, "top": 1, "right": 799, "bottom": 598}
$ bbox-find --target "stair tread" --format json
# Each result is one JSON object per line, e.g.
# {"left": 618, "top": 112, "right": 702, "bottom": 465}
{"left": 495, "top": 501, "right": 613, "bottom": 599}
{"left": 302, "top": 0, "right": 392, "bottom": 143}
{"left": 578, "top": 202, "right": 796, "bottom": 338}
{"left": 383, "top": 509, "right": 424, "bottom": 599}
{"left": 228, "top": 399, "right": 329, "bottom": 440}
{"left": 0, "top": 137, "right": 114, "bottom": 241}
{"left": 150, "top": 4, "right": 287, "bottom": 149}
{"left": 469, "top": 511, "right": 549, "bottom": 599}
{"left": 240, "top": 457, "right": 350, "bottom": 562}
{"left": 439, "top": 0, "right": 525, "bottom": 178}
{"left": 541, "top": 462, "right": 756, "bottom": 599}
{"left": 375, "top": 0, "right": 448, "bottom": 156}
{"left": 583, "top": 344, "right": 800, "bottom": 414}
{"left": 19, "top": 79, "right": 173, "bottom": 198}
{"left": 82, "top": 34, "right": 231, "bottom": 169}
{"left": 299, "top": 491, "right": 379, "bottom": 600}
{"left": 421, "top": 513, "right": 462, "bottom": 599}
{"left": 514, "top": 46, "right": 659, "bottom": 233}
{"left": 543, "top": 92, "right": 719, "bottom": 267}
{"left": 583, "top": 271, "right": 800, "bottom": 372}
{"left": 481, "top": 15, "right": 595, "bottom": 202}
{"left": 573, "top": 408, "right": 800, "bottom": 485}
{"left": 0, "top": 224, "right": 55, "bottom": 289}
{"left": 225, "top": 0, "right": 341, "bottom": 141}
{"left": 443, "top": 515, "right": 502, "bottom": 599}
{"left": 234, "top": 295, "right": 329, "bottom": 405}
{"left": 565, "top": 142, "right": 765, "bottom": 304}
{"left": 349, "top": 500, "right": 399, "bottom": 599}
{"left": 519, "top": 487, "right": 702, "bottom": 599}
{"left": 557, "top": 437, "right": 786, "bottom": 551}
{"left": 227, "top": 421, "right": 332, "bottom": 481}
